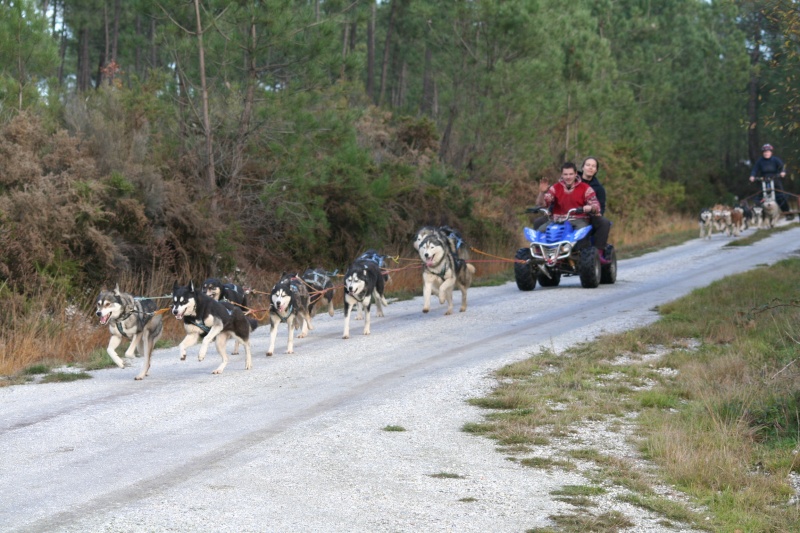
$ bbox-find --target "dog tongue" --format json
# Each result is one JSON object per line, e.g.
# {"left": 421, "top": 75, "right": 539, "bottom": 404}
{"left": 100, "top": 315, "right": 109, "bottom": 325}
{"left": 425, "top": 259, "right": 435, "bottom": 267}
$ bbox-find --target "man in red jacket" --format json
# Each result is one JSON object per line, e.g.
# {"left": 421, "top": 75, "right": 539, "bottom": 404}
{"left": 535, "top": 161, "right": 610, "bottom": 263}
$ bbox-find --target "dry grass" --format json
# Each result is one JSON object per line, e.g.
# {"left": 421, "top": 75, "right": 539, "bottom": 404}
{"left": 466, "top": 258, "right": 800, "bottom": 531}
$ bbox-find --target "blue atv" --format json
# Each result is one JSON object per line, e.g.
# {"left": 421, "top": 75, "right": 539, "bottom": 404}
{"left": 514, "top": 208, "right": 617, "bottom": 290}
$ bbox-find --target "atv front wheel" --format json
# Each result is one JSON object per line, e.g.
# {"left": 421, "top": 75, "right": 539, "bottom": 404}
{"left": 537, "top": 269, "right": 561, "bottom": 287}
{"left": 600, "top": 245, "right": 617, "bottom": 284}
{"left": 514, "top": 247, "right": 537, "bottom": 291}
{"left": 578, "top": 247, "right": 601, "bottom": 288}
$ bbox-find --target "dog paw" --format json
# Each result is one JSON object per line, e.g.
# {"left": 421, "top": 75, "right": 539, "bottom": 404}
{"left": 231, "top": 350, "right": 239, "bottom": 355}
{"left": 460, "top": 307, "right": 467, "bottom": 312}
{"left": 422, "top": 308, "right": 430, "bottom": 313}
{"left": 134, "top": 375, "right": 144, "bottom": 381}
{"left": 287, "top": 349, "right": 294, "bottom": 354}
{"left": 180, "top": 355, "right": 187, "bottom": 361}
{"left": 445, "top": 310, "right": 453, "bottom": 316}
{"left": 297, "top": 333, "right": 307, "bottom": 339}
{"left": 266, "top": 351, "right": 273, "bottom": 357}
{"left": 343, "top": 334, "right": 350, "bottom": 339}
{"left": 212, "top": 369, "right": 223, "bottom": 374}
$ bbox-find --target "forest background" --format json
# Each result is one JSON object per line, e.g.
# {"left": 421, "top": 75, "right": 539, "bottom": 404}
{"left": 1, "top": 0, "right": 800, "bottom": 371}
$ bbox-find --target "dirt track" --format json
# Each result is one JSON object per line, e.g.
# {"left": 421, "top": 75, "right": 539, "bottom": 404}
{"left": 2, "top": 225, "right": 799, "bottom": 532}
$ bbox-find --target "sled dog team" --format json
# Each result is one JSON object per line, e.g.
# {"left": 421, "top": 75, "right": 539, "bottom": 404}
{"left": 95, "top": 226, "right": 474, "bottom": 380}
{"left": 699, "top": 201, "right": 783, "bottom": 240}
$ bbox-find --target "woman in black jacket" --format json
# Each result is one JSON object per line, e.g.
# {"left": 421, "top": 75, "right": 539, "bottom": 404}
{"left": 580, "top": 157, "right": 612, "bottom": 263}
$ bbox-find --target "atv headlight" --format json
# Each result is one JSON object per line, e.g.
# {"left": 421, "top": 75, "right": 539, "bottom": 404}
{"left": 562, "top": 243, "right": 572, "bottom": 254}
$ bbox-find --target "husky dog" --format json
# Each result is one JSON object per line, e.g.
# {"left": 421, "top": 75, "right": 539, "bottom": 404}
{"left": 353, "top": 249, "right": 389, "bottom": 320}
{"left": 266, "top": 273, "right": 313, "bottom": 356}
{"left": 752, "top": 205, "right": 764, "bottom": 229}
{"left": 699, "top": 209, "right": 713, "bottom": 240}
{"left": 301, "top": 267, "right": 335, "bottom": 318}
{"left": 95, "top": 284, "right": 164, "bottom": 380}
{"left": 203, "top": 278, "right": 249, "bottom": 354}
{"left": 414, "top": 225, "right": 470, "bottom": 262}
{"left": 343, "top": 258, "right": 388, "bottom": 339}
{"left": 418, "top": 233, "right": 475, "bottom": 315}
{"left": 171, "top": 281, "right": 258, "bottom": 374}
{"left": 762, "top": 200, "right": 780, "bottom": 228}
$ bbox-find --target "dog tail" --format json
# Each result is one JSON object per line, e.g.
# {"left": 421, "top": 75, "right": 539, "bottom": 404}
{"left": 247, "top": 316, "right": 259, "bottom": 331}
{"left": 466, "top": 263, "right": 476, "bottom": 275}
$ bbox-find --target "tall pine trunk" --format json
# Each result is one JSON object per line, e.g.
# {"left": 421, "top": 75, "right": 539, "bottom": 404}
{"left": 193, "top": 0, "right": 217, "bottom": 209}
{"left": 378, "top": 0, "right": 397, "bottom": 106}
{"left": 366, "top": 1, "right": 375, "bottom": 101}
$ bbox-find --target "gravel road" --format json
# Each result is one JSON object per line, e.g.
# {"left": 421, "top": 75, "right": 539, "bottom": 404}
{"left": 2, "top": 226, "right": 800, "bottom": 533}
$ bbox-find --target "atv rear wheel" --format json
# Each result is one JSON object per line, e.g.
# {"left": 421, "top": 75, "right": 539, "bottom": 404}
{"left": 578, "top": 247, "right": 601, "bottom": 288}
{"left": 600, "top": 245, "right": 617, "bottom": 284}
{"left": 537, "top": 269, "right": 561, "bottom": 287}
{"left": 514, "top": 247, "right": 537, "bottom": 291}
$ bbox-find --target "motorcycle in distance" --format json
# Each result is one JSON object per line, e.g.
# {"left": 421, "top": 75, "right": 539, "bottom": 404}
{"left": 514, "top": 207, "right": 617, "bottom": 291}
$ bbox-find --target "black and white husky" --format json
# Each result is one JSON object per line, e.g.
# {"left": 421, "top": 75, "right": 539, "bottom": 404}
{"left": 353, "top": 249, "right": 389, "bottom": 319}
{"left": 171, "top": 281, "right": 258, "bottom": 374}
{"left": 418, "top": 233, "right": 475, "bottom": 315}
{"left": 266, "top": 273, "right": 313, "bottom": 356}
{"left": 301, "top": 267, "right": 335, "bottom": 318}
{"left": 95, "top": 284, "right": 164, "bottom": 380}
{"left": 202, "top": 277, "right": 249, "bottom": 354}
{"left": 343, "top": 258, "right": 388, "bottom": 339}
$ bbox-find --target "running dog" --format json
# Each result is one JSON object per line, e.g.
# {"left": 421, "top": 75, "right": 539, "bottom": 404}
{"left": 752, "top": 205, "right": 764, "bottom": 229}
{"left": 418, "top": 233, "right": 475, "bottom": 315}
{"left": 203, "top": 277, "right": 249, "bottom": 354}
{"left": 343, "top": 258, "right": 388, "bottom": 339}
{"left": 95, "top": 284, "right": 164, "bottom": 380}
{"left": 353, "top": 249, "right": 389, "bottom": 320}
{"left": 699, "top": 209, "right": 713, "bottom": 240}
{"left": 266, "top": 273, "right": 313, "bottom": 356}
{"left": 171, "top": 281, "right": 258, "bottom": 374}
{"left": 301, "top": 267, "right": 335, "bottom": 318}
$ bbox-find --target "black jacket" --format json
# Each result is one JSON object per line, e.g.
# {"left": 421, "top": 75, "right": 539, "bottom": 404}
{"left": 581, "top": 174, "right": 606, "bottom": 215}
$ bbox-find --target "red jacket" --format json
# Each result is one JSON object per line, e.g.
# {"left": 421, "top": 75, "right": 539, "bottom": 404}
{"left": 543, "top": 180, "right": 600, "bottom": 218}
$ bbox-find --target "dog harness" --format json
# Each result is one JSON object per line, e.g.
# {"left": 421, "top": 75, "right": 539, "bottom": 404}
{"left": 358, "top": 252, "right": 386, "bottom": 268}
{"left": 273, "top": 303, "right": 294, "bottom": 323}
{"left": 114, "top": 299, "right": 154, "bottom": 339}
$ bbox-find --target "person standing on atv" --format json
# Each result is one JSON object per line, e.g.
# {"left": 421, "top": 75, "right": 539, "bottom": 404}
{"left": 535, "top": 162, "right": 610, "bottom": 264}
{"left": 750, "top": 144, "right": 791, "bottom": 219}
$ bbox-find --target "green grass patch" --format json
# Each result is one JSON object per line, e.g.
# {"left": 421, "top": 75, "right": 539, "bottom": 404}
{"left": 518, "top": 457, "right": 576, "bottom": 470}
{"left": 458, "top": 497, "right": 477, "bottom": 502}
{"left": 429, "top": 472, "right": 465, "bottom": 479}
{"left": 382, "top": 425, "right": 406, "bottom": 432}
{"left": 82, "top": 348, "right": 122, "bottom": 371}
{"left": 40, "top": 372, "right": 92, "bottom": 383}
{"left": 21, "top": 363, "right": 52, "bottom": 375}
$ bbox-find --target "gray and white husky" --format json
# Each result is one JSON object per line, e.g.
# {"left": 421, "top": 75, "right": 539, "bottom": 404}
{"left": 266, "top": 273, "right": 313, "bottom": 356}
{"left": 95, "top": 284, "right": 164, "bottom": 380}
{"left": 418, "top": 233, "right": 475, "bottom": 315}
{"left": 413, "top": 225, "right": 470, "bottom": 262}
{"left": 171, "top": 281, "right": 258, "bottom": 374}
{"left": 343, "top": 258, "right": 388, "bottom": 339}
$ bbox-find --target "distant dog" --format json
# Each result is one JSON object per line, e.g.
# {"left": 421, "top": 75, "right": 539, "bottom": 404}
{"left": 95, "top": 284, "right": 164, "bottom": 380}
{"left": 730, "top": 207, "right": 744, "bottom": 236}
{"left": 418, "top": 233, "right": 475, "bottom": 315}
{"left": 266, "top": 273, "right": 313, "bottom": 356}
{"left": 343, "top": 258, "right": 388, "bottom": 339}
{"left": 752, "top": 205, "right": 764, "bottom": 229}
{"left": 203, "top": 277, "right": 249, "bottom": 354}
{"left": 699, "top": 209, "right": 713, "bottom": 240}
{"left": 762, "top": 200, "right": 780, "bottom": 228}
{"left": 171, "top": 281, "right": 258, "bottom": 374}
{"left": 301, "top": 267, "right": 336, "bottom": 318}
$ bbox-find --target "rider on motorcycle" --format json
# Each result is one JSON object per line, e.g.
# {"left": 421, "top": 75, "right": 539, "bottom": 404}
{"left": 535, "top": 162, "right": 609, "bottom": 263}
{"left": 750, "top": 143, "right": 791, "bottom": 218}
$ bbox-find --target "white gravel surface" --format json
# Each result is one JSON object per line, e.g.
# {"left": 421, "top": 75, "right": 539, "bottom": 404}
{"left": 2, "top": 224, "right": 800, "bottom": 533}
